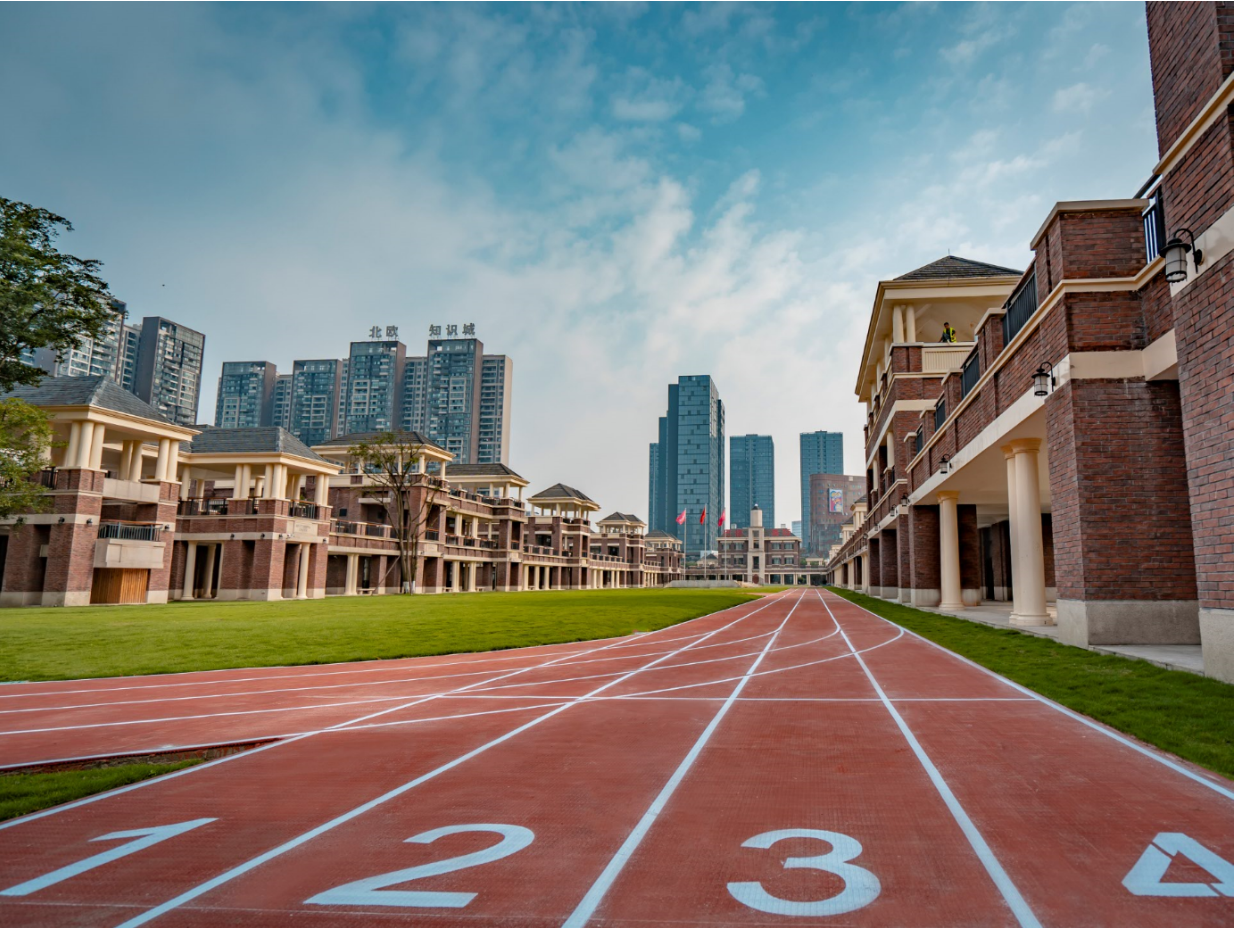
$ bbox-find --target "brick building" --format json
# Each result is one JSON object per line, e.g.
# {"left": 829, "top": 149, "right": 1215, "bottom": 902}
{"left": 714, "top": 504, "right": 819, "bottom": 586}
{"left": 828, "top": 1, "right": 1234, "bottom": 682}
{"left": 0, "top": 379, "right": 679, "bottom": 605}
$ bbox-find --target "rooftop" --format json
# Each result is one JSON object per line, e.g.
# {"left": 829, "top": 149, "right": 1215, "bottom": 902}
{"left": 186, "top": 427, "right": 329, "bottom": 462}
{"left": 893, "top": 255, "right": 1022, "bottom": 283}
{"left": 3, "top": 375, "right": 177, "bottom": 426}
{"left": 529, "top": 483, "right": 596, "bottom": 503}
{"left": 445, "top": 463, "right": 527, "bottom": 481}
{"left": 314, "top": 431, "right": 447, "bottom": 454}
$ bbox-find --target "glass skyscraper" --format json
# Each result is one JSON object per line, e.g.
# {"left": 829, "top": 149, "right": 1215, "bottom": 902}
{"left": 799, "top": 430, "right": 844, "bottom": 554}
{"left": 730, "top": 434, "right": 775, "bottom": 529}
{"left": 649, "top": 375, "right": 725, "bottom": 559}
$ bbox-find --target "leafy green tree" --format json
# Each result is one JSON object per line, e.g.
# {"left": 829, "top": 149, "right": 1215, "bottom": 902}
{"left": 0, "top": 197, "right": 114, "bottom": 393}
{"left": 0, "top": 398, "right": 55, "bottom": 523}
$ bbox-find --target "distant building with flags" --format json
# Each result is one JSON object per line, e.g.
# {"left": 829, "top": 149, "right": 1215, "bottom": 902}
{"left": 648, "top": 374, "right": 725, "bottom": 560}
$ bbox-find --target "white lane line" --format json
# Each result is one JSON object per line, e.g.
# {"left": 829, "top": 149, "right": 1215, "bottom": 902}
{"left": 559, "top": 593, "right": 805, "bottom": 928}
{"left": 107, "top": 593, "right": 795, "bottom": 927}
{"left": 832, "top": 589, "right": 1234, "bottom": 803}
{"left": 0, "top": 604, "right": 684, "bottom": 833}
{"left": 819, "top": 592, "right": 1042, "bottom": 928}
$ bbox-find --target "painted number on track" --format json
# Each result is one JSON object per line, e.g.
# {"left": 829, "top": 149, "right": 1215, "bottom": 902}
{"left": 306, "top": 823, "right": 535, "bottom": 909}
{"left": 1123, "top": 833, "right": 1234, "bottom": 898}
{"left": 727, "top": 828, "right": 881, "bottom": 917}
{"left": 0, "top": 818, "right": 215, "bottom": 898}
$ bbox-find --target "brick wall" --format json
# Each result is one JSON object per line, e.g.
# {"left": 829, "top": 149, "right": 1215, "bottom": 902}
{"left": 1046, "top": 379, "right": 1196, "bottom": 601}
{"left": 867, "top": 535, "right": 882, "bottom": 589}
{"left": 906, "top": 506, "right": 940, "bottom": 592}
{"left": 1162, "top": 112, "right": 1234, "bottom": 235}
{"left": 1147, "top": 1, "right": 1229, "bottom": 155}
{"left": 879, "top": 528, "right": 898, "bottom": 590}
{"left": 959, "top": 504, "right": 981, "bottom": 594}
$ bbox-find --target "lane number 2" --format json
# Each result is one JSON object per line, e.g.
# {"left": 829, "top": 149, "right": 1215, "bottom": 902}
{"left": 0, "top": 818, "right": 215, "bottom": 898}
{"left": 1123, "top": 833, "right": 1234, "bottom": 898}
{"left": 727, "top": 829, "right": 881, "bottom": 917}
{"left": 306, "top": 824, "right": 534, "bottom": 909}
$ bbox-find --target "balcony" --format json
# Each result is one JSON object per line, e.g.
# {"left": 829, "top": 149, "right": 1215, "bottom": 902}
{"left": 331, "top": 519, "right": 392, "bottom": 540}
{"left": 1142, "top": 184, "right": 1166, "bottom": 263}
{"left": 960, "top": 348, "right": 981, "bottom": 399}
{"left": 98, "top": 521, "right": 162, "bottom": 541}
{"left": 921, "top": 343, "right": 975, "bottom": 374}
{"left": 178, "top": 497, "right": 229, "bottom": 516}
{"left": 290, "top": 503, "right": 319, "bottom": 519}
{"left": 1001, "top": 271, "right": 1038, "bottom": 344}
{"left": 934, "top": 399, "right": 947, "bottom": 432}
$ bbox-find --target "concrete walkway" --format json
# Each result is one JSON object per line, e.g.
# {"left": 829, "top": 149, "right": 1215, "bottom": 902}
{"left": 889, "top": 598, "right": 1206, "bottom": 677}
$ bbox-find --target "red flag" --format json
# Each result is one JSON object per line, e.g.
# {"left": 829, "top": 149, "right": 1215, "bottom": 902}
{"left": 718, "top": 509, "right": 726, "bottom": 528}
{"left": 699, "top": 506, "right": 707, "bottom": 525}
{"left": 676, "top": 508, "right": 687, "bottom": 525}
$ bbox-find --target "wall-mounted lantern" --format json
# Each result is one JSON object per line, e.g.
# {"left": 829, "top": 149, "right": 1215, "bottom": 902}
{"left": 939, "top": 454, "right": 951, "bottom": 474}
{"left": 1163, "top": 228, "right": 1203, "bottom": 283}
{"left": 1033, "top": 361, "right": 1056, "bottom": 397}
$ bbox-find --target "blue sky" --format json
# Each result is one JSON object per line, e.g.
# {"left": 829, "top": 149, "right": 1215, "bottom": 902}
{"left": 0, "top": 2, "right": 1157, "bottom": 525}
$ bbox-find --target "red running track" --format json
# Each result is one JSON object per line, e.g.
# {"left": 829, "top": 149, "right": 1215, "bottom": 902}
{"left": 2, "top": 589, "right": 1234, "bottom": 927}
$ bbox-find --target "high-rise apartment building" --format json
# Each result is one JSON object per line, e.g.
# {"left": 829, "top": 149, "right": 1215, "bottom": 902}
{"left": 808, "top": 473, "right": 864, "bottom": 554}
{"left": 290, "top": 359, "right": 343, "bottom": 446}
{"left": 423, "top": 337, "right": 480, "bottom": 461}
{"left": 478, "top": 355, "right": 513, "bottom": 465}
{"left": 343, "top": 339, "right": 406, "bottom": 434}
{"left": 729, "top": 434, "right": 775, "bottom": 530}
{"left": 130, "top": 316, "right": 205, "bottom": 427}
{"left": 799, "top": 430, "right": 844, "bottom": 553}
{"left": 649, "top": 375, "right": 725, "bottom": 559}
{"left": 26, "top": 300, "right": 129, "bottom": 383}
{"left": 214, "top": 361, "right": 277, "bottom": 429}
{"left": 401, "top": 356, "right": 428, "bottom": 433}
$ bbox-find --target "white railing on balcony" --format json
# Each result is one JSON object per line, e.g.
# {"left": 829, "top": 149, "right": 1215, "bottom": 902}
{"left": 921, "top": 343, "right": 976, "bottom": 374}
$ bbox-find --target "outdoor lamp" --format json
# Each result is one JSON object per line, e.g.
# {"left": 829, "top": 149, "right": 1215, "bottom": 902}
{"left": 1163, "top": 228, "right": 1202, "bottom": 283}
{"left": 939, "top": 454, "right": 951, "bottom": 474}
{"left": 1033, "top": 361, "right": 1056, "bottom": 397}
{"left": 900, "top": 494, "right": 909, "bottom": 508}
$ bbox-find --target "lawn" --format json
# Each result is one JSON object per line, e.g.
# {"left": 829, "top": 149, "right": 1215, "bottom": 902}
{"left": 0, "top": 589, "right": 759, "bottom": 682}
{"left": 831, "top": 588, "right": 1234, "bottom": 780}
{"left": 1, "top": 761, "right": 200, "bottom": 821}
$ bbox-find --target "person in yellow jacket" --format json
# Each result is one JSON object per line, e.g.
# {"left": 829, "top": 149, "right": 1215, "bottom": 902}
{"left": 940, "top": 322, "right": 957, "bottom": 343}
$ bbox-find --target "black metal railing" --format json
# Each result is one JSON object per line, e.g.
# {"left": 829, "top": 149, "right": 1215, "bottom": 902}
{"left": 290, "top": 503, "right": 319, "bottom": 519}
{"left": 425, "top": 529, "right": 440, "bottom": 541}
{"left": 34, "top": 468, "right": 58, "bottom": 489}
{"left": 934, "top": 399, "right": 947, "bottom": 432}
{"left": 1002, "top": 271, "right": 1038, "bottom": 344}
{"left": 914, "top": 425, "right": 924, "bottom": 456}
{"left": 1143, "top": 187, "right": 1166, "bottom": 263}
{"left": 98, "top": 521, "right": 160, "bottom": 541}
{"left": 960, "top": 349, "right": 981, "bottom": 399}
{"left": 178, "top": 497, "right": 229, "bottom": 516}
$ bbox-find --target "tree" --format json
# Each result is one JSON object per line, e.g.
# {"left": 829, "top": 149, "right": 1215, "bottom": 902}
{"left": 349, "top": 432, "right": 445, "bottom": 594}
{"left": 0, "top": 197, "right": 115, "bottom": 393}
{"left": 0, "top": 398, "right": 55, "bottom": 523}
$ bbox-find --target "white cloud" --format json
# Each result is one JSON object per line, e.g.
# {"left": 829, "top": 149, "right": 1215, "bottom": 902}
{"left": 698, "top": 63, "right": 764, "bottom": 122}
{"left": 610, "top": 67, "right": 689, "bottom": 122}
{"left": 1052, "top": 82, "right": 1110, "bottom": 114}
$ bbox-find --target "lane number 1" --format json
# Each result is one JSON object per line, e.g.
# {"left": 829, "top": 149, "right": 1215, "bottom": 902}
{"left": 0, "top": 818, "right": 215, "bottom": 897}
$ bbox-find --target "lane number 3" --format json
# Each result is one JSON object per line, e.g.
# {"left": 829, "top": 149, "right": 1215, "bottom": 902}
{"left": 727, "top": 829, "right": 881, "bottom": 917}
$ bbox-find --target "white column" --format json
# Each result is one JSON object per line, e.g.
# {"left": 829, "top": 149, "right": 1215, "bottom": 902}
{"left": 263, "top": 464, "right": 277, "bottom": 499}
{"left": 892, "top": 304, "right": 905, "bottom": 343}
{"left": 938, "top": 491, "right": 963, "bottom": 610}
{"left": 314, "top": 475, "right": 330, "bottom": 506}
{"left": 66, "top": 422, "right": 82, "bottom": 468}
{"left": 234, "top": 464, "right": 247, "bottom": 500}
{"left": 906, "top": 307, "right": 917, "bottom": 343}
{"left": 468, "top": 562, "right": 478, "bottom": 592}
{"left": 297, "top": 544, "right": 311, "bottom": 599}
{"left": 180, "top": 467, "right": 193, "bottom": 501}
{"left": 89, "top": 424, "right": 106, "bottom": 470}
{"left": 1002, "top": 445, "right": 1021, "bottom": 617}
{"left": 1010, "top": 439, "right": 1050, "bottom": 625}
{"left": 202, "top": 544, "right": 217, "bottom": 598}
{"left": 119, "top": 442, "right": 134, "bottom": 481}
{"left": 75, "top": 421, "right": 94, "bottom": 468}
{"left": 167, "top": 443, "right": 180, "bottom": 484}
{"left": 127, "top": 443, "right": 143, "bottom": 481}
{"left": 155, "top": 438, "right": 171, "bottom": 482}
{"left": 345, "top": 555, "right": 359, "bottom": 595}
{"left": 182, "top": 542, "right": 198, "bottom": 600}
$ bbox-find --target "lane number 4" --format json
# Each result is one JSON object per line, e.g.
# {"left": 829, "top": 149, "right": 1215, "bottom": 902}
{"left": 1123, "top": 833, "right": 1234, "bottom": 898}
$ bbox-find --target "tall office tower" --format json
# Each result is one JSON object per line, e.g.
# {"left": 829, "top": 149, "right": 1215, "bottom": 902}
{"left": 799, "top": 430, "right": 844, "bottom": 554}
{"left": 808, "top": 473, "right": 865, "bottom": 554}
{"left": 401, "top": 355, "right": 428, "bottom": 433}
{"left": 270, "top": 374, "right": 293, "bottom": 430}
{"left": 214, "top": 361, "right": 277, "bottom": 429}
{"left": 648, "top": 375, "right": 725, "bottom": 559}
{"left": 290, "top": 359, "right": 343, "bottom": 446}
{"left": 729, "top": 434, "right": 775, "bottom": 530}
{"left": 344, "top": 339, "right": 406, "bottom": 434}
{"left": 478, "top": 355, "right": 512, "bottom": 464}
{"left": 131, "top": 316, "right": 205, "bottom": 427}
{"left": 648, "top": 443, "right": 662, "bottom": 532}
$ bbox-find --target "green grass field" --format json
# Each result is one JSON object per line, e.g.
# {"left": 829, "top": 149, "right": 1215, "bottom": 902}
{"left": 0, "top": 761, "right": 200, "bottom": 822}
{"left": 0, "top": 589, "right": 759, "bottom": 682}
{"left": 831, "top": 588, "right": 1234, "bottom": 780}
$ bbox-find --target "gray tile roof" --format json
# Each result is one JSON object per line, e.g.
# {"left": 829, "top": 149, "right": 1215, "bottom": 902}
{"left": 186, "top": 427, "right": 329, "bottom": 462}
{"left": 314, "top": 431, "right": 446, "bottom": 453}
{"left": 446, "top": 463, "right": 527, "bottom": 481}
{"left": 529, "top": 483, "right": 596, "bottom": 503}
{"left": 894, "top": 256, "right": 1021, "bottom": 282}
{"left": 2, "top": 376, "right": 176, "bottom": 425}
{"left": 646, "top": 530, "right": 680, "bottom": 541}
{"left": 598, "top": 511, "right": 645, "bottom": 524}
